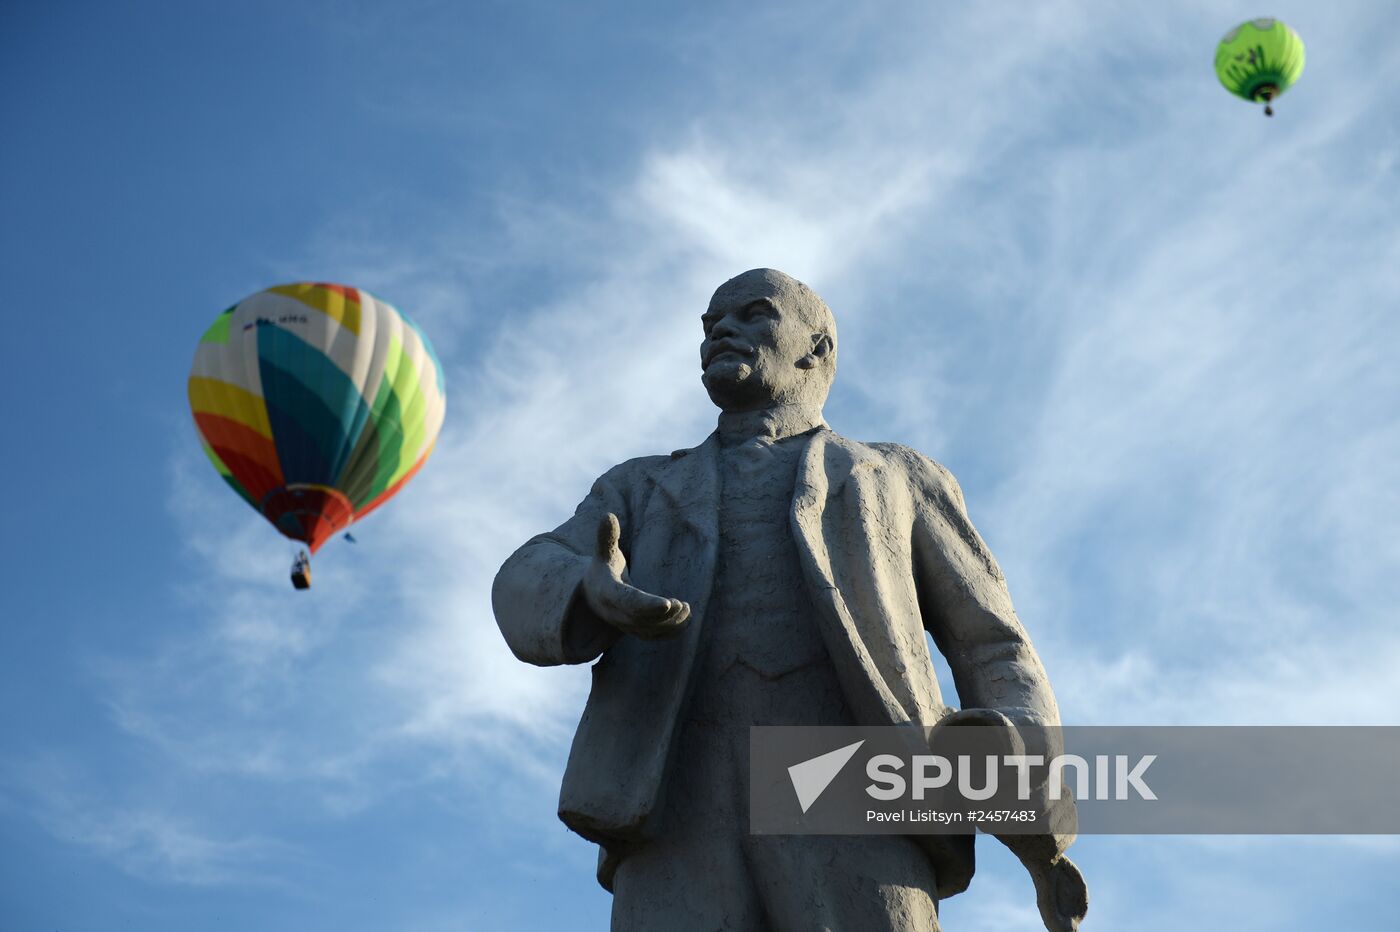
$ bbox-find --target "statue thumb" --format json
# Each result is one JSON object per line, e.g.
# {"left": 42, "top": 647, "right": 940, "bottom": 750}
{"left": 596, "top": 513, "right": 622, "bottom": 563}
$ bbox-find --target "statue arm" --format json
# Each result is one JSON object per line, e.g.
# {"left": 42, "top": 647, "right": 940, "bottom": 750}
{"left": 491, "top": 465, "right": 637, "bottom": 666}
{"left": 908, "top": 452, "right": 1087, "bottom": 930}
{"left": 907, "top": 454, "right": 1060, "bottom": 730}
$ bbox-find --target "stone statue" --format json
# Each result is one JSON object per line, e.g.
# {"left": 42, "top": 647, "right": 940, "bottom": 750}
{"left": 492, "top": 269, "right": 1087, "bottom": 930}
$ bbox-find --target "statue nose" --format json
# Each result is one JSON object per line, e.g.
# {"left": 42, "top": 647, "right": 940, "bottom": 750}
{"left": 711, "top": 313, "right": 742, "bottom": 338}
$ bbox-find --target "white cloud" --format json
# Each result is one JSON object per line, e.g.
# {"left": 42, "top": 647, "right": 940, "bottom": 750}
{"left": 966, "top": 49, "right": 1400, "bottom": 725}
{"left": 121, "top": 86, "right": 962, "bottom": 825}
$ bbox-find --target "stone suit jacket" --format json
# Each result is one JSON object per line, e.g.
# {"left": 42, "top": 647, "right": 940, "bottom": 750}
{"left": 492, "top": 427, "right": 1072, "bottom": 900}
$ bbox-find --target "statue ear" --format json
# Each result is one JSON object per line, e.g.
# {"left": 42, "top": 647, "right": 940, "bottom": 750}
{"left": 797, "top": 333, "right": 834, "bottom": 369}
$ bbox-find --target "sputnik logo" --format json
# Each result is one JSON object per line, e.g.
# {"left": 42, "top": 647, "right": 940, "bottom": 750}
{"left": 787, "top": 740, "right": 865, "bottom": 813}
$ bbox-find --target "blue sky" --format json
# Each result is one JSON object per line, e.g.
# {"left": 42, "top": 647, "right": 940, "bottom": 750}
{"left": 2, "top": 1, "right": 1398, "bottom": 929}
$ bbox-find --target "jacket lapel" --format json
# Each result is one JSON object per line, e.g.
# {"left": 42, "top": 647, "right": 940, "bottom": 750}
{"left": 792, "top": 431, "right": 912, "bottom": 726}
{"left": 645, "top": 434, "right": 719, "bottom": 567}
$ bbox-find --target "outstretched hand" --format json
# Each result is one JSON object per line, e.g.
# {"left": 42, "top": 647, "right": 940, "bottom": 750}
{"left": 582, "top": 513, "right": 691, "bottom": 639}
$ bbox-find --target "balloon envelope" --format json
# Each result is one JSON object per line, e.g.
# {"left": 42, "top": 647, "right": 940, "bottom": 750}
{"left": 188, "top": 283, "right": 446, "bottom": 552}
{"left": 1215, "top": 18, "right": 1305, "bottom": 105}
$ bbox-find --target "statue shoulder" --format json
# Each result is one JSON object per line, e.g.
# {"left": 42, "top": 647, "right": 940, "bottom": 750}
{"left": 595, "top": 452, "right": 674, "bottom": 489}
{"left": 853, "top": 439, "right": 966, "bottom": 505}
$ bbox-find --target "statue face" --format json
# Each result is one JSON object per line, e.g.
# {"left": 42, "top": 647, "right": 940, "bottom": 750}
{"left": 699, "top": 286, "right": 827, "bottom": 411}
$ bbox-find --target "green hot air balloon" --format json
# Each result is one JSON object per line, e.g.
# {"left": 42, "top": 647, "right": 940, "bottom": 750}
{"left": 1215, "top": 18, "right": 1305, "bottom": 117}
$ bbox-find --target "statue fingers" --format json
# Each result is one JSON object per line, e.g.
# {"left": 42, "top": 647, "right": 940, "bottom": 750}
{"left": 1049, "top": 856, "right": 1088, "bottom": 929}
{"left": 649, "top": 595, "right": 690, "bottom": 627}
{"left": 611, "top": 597, "right": 691, "bottom": 640}
{"left": 624, "top": 610, "right": 690, "bottom": 640}
{"left": 609, "top": 579, "right": 675, "bottom": 621}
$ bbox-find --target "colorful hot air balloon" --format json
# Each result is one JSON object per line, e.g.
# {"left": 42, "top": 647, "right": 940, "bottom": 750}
{"left": 1215, "top": 18, "right": 1305, "bottom": 117}
{"left": 188, "top": 283, "right": 446, "bottom": 586}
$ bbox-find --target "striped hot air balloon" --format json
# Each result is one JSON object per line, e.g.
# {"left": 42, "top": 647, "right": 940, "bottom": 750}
{"left": 188, "top": 283, "right": 446, "bottom": 584}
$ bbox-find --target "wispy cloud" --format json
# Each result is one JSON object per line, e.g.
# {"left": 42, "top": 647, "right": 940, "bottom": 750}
{"left": 965, "top": 17, "right": 1400, "bottom": 724}
{"left": 1, "top": 754, "right": 297, "bottom": 887}
{"left": 128, "top": 19, "right": 1023, "bottom": 807}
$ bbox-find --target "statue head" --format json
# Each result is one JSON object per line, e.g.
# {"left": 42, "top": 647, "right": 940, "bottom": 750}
{"left": 699, "top": 269, "right": 837, "bottom": 413}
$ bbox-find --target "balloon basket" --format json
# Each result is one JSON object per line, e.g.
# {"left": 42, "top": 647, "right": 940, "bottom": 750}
{"left": 290, "top": 550, "right": 312, "bottom": 590}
